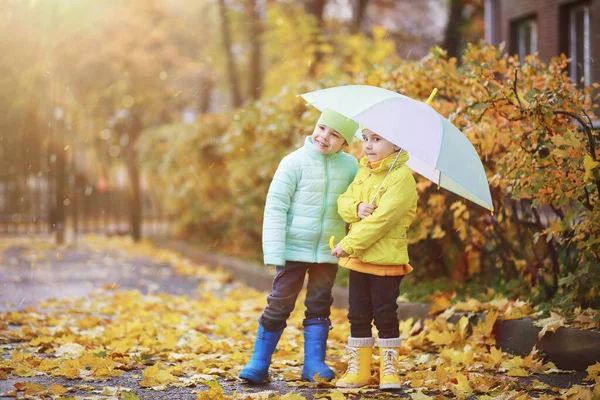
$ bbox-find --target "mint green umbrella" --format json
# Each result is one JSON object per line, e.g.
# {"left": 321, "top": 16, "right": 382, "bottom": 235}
{"left": 301, "top": 85, "right": 493, "bottom": 212}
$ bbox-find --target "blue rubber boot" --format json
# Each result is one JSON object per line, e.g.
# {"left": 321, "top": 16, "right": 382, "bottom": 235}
{"left": 239, "top": 324, "right": 283, "bottom": 383}
{"left": 301, "top": 319, "right": 335, "bottom": 381}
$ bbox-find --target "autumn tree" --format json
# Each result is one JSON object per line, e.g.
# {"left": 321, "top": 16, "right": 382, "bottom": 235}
{"left": 55, "top": 0, "right": 205, "bottom": 240}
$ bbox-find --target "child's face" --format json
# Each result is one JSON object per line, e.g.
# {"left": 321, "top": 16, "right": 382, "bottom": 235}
{"left": 311, "top": 124, "right": 346, "bottom": 154}
{"left": 361, "top": 129, "right": 400, "bottom": 162}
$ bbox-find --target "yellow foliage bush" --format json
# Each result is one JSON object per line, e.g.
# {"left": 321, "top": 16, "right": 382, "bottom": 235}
{"left": 139, "top": 42, "right": 600, "bottom": 307}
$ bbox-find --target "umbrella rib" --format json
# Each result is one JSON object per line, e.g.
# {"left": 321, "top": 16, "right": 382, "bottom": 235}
{"left": 370, "top": 150, "right": 403, "bottom": 205}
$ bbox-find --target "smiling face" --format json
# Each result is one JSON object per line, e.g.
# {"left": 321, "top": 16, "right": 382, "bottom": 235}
{"left": 361, "top": 129, "right": 400, "bottom": 162}
{"left": 311, "top": 124, "right": 346, "bottom": 154}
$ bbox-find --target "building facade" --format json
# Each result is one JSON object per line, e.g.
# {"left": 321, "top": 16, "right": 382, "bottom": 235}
{"left": 485, "top": 0, "right": 599, "bottom": 91}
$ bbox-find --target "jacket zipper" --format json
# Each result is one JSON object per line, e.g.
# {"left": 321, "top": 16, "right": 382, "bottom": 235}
{"left": 315, "top": 157, "right": 329, "bottom": 261}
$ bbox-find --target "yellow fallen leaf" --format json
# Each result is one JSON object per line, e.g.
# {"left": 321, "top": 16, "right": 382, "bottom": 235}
{"left": 57, "top": 359, "right": 81, "bottom": 379}
{"left": 14, "top": 382, "right": 45, "bottom": 395}
{"left": 282, "top": 393, "right": 310, "bottom": 400}
{"left": 506, "top": 367, "right": 529, "bottom": 377}
{"left": 139, "top": 363, "right": 178, "bottom": 388}
{"left": 12, "top": 361, "right": 39, "bottom": 377}
{"left": 563, "top": 385, "right": 594, "bottom": 400}
{"left": 457, "top": 316, "right": 469, "bottom": 340}
{"left": 410, "top": 390, "right": 433, "bottom": 400}
{"left": 488, "top": 346, "right": 503, "bottom": 366}
{"left": 534, "top": 312, "right": 565, "bottom": 339}
{"left": 453, "top": 373, "right": 473, "bottom": 396}
{"left": 121, "top": 392, "right": 141, "bottom": 400}
{"left": 48, "top": 384, "right": 68, "bottom": 396}
{"left": 429, "top": 296, "right": 452, "bottom": 314}
{"left": 586, "top": 362, "right": 600, "bottom": 380}
{"left": 426, "top": 330, "right": 453, "bottom": 346}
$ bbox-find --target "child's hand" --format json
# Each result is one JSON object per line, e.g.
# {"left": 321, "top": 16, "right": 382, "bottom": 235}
{"left": 357, "top": 202, "right": 377, "bottom": 219}
{"left": 331, "top": 244, "right": 349, "bottom": 258}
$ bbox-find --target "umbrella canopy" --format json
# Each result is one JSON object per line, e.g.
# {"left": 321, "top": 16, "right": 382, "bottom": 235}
{"left": 300, "top": 85, "right": 493, "bottom": 211}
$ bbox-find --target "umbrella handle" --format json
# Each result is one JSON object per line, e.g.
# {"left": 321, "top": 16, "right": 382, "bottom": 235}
{"left": 329, "top": 236, "right": 335, "bottom": 250}
{"left": 426, "top": 88, "right": 438, "bottom": 105}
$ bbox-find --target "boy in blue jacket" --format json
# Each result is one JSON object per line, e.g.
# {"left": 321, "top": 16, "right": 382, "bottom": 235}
{"left": 240, "top": 108, "right": 359, "bottom": 383}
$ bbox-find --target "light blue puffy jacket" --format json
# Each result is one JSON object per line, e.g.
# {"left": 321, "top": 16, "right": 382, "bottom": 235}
{"left": 262, "top": 136, "right": 359, "bottom": 266}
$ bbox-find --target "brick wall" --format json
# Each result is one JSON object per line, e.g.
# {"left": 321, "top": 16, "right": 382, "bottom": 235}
{"left": 489, "top": 0, "right": 599, "bottom": 88}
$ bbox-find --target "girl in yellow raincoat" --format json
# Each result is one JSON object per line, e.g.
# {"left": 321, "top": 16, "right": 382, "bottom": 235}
{"left": 331, "top": 127, "right": 418, "bottom": 390}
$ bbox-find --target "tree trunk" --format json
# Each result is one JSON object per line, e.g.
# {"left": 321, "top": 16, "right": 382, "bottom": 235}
{"left": 352, "top": 0, "right": 369, "bottom": 34}
{"left": 125, "top": 112, "right": 143, "bottom": 242}
{"left": 305, "top": 0, "right": 327, "bottom": 77}
{"left": 247, "top": 0, "right": 262, "bottom": 100}
{"left": 442, "top": 0, "right": 464, "bottom": 58}
{"left": 218, "top": 0, "right": 243, "bottom": 108}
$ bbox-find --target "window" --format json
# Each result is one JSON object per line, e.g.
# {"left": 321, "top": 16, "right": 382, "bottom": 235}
{"left": 568, "top": 3, "right": 591, "bottom": 86}
{"left": 511, "top": 17, "right": 538, "bottom": 60}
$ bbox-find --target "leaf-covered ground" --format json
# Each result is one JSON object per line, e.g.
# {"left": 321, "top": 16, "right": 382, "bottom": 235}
{"left": 0, "top": 236, "right": 598, "bottom": 399}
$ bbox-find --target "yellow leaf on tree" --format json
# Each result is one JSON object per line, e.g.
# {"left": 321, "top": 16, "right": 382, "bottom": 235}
{"left": 583, "top": 154, "right": 598, "bottom": 181}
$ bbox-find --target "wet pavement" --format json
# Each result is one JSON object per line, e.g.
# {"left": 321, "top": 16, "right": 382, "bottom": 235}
{"left": 0, "top": 237, "right": 589, "bottom": 399}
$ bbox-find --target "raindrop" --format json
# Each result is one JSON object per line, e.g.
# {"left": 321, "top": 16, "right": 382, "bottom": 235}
{"left": 11, "top": 214, "right": 22, "bottom": 223}
{"left": 109, "top": 146, "right": 120, "bottom": 157}
{"left": 85, "top": 186, "right": 93, "bottom": 196}
{"left": 64, "top": 145, "right": 70, "bottom": 151}
{"left": 63, "top": 199, "right": 71, "bottom": 206}
{"left": 159, "top": 71, "right": 168, "bottom": 80}
{"left": 50, "top": 154, "right": 57, "bottom": 163}
{"left": 101, "top": 129, "right": 112, "bottom": 140}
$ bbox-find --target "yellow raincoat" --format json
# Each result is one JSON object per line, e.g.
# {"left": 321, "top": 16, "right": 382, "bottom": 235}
{"left": 337, "top": 151, "right": 417, "bottom": 275}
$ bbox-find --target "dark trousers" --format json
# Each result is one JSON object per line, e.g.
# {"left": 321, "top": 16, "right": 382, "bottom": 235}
{"left": 259, "top": 261, "right": 338, "bottom": 332}
{"left": 348, "top": 269, "right": 404, "bottom": 338}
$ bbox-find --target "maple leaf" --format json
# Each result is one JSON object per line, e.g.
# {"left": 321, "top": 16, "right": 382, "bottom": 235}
{"left": 583, "top": 154, "right": 599, "bottom": 181}
{"left": 426, "top": 330, "right": 453, "bottom": 346}
{"left": 586, "top": 362, "right": 600, "bottom": 381}
{"left": 121, "top": 391, "right": 141, "bottom": 400}
{"left": 283, "top": 393, "right": 310, "bottom": 399}
{"left": 563, "top": 385, "right": 594, "bottom": 400}
{"left": 14, "top": 382, "right": 46, "bottom": 395}
{"left": 57, "top": 359, "right": 82, "bottom": 379}
{"left": 48, "top": 384, "right": 69, "bottom": 396}
{"left": 451, "top": 373, "right": 473, "bottom": 398}
{"left": 429, "top": 296, "right": 452, "bottom": 315}
{"left": 139, "top": 363, "right": 178, "bottom": 388}
{"left": 534, "top": 312, "right": 565, "bottom": 339}
{"left": 410, "top": 390, "right": 433, "bottom": 400}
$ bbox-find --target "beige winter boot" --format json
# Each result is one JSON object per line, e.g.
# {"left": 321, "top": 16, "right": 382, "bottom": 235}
{"left": 377, "top": 337, "right": 402, "bottom": 389}
{"left": 335, "top": 337, "right": 374, "bottom": 388}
